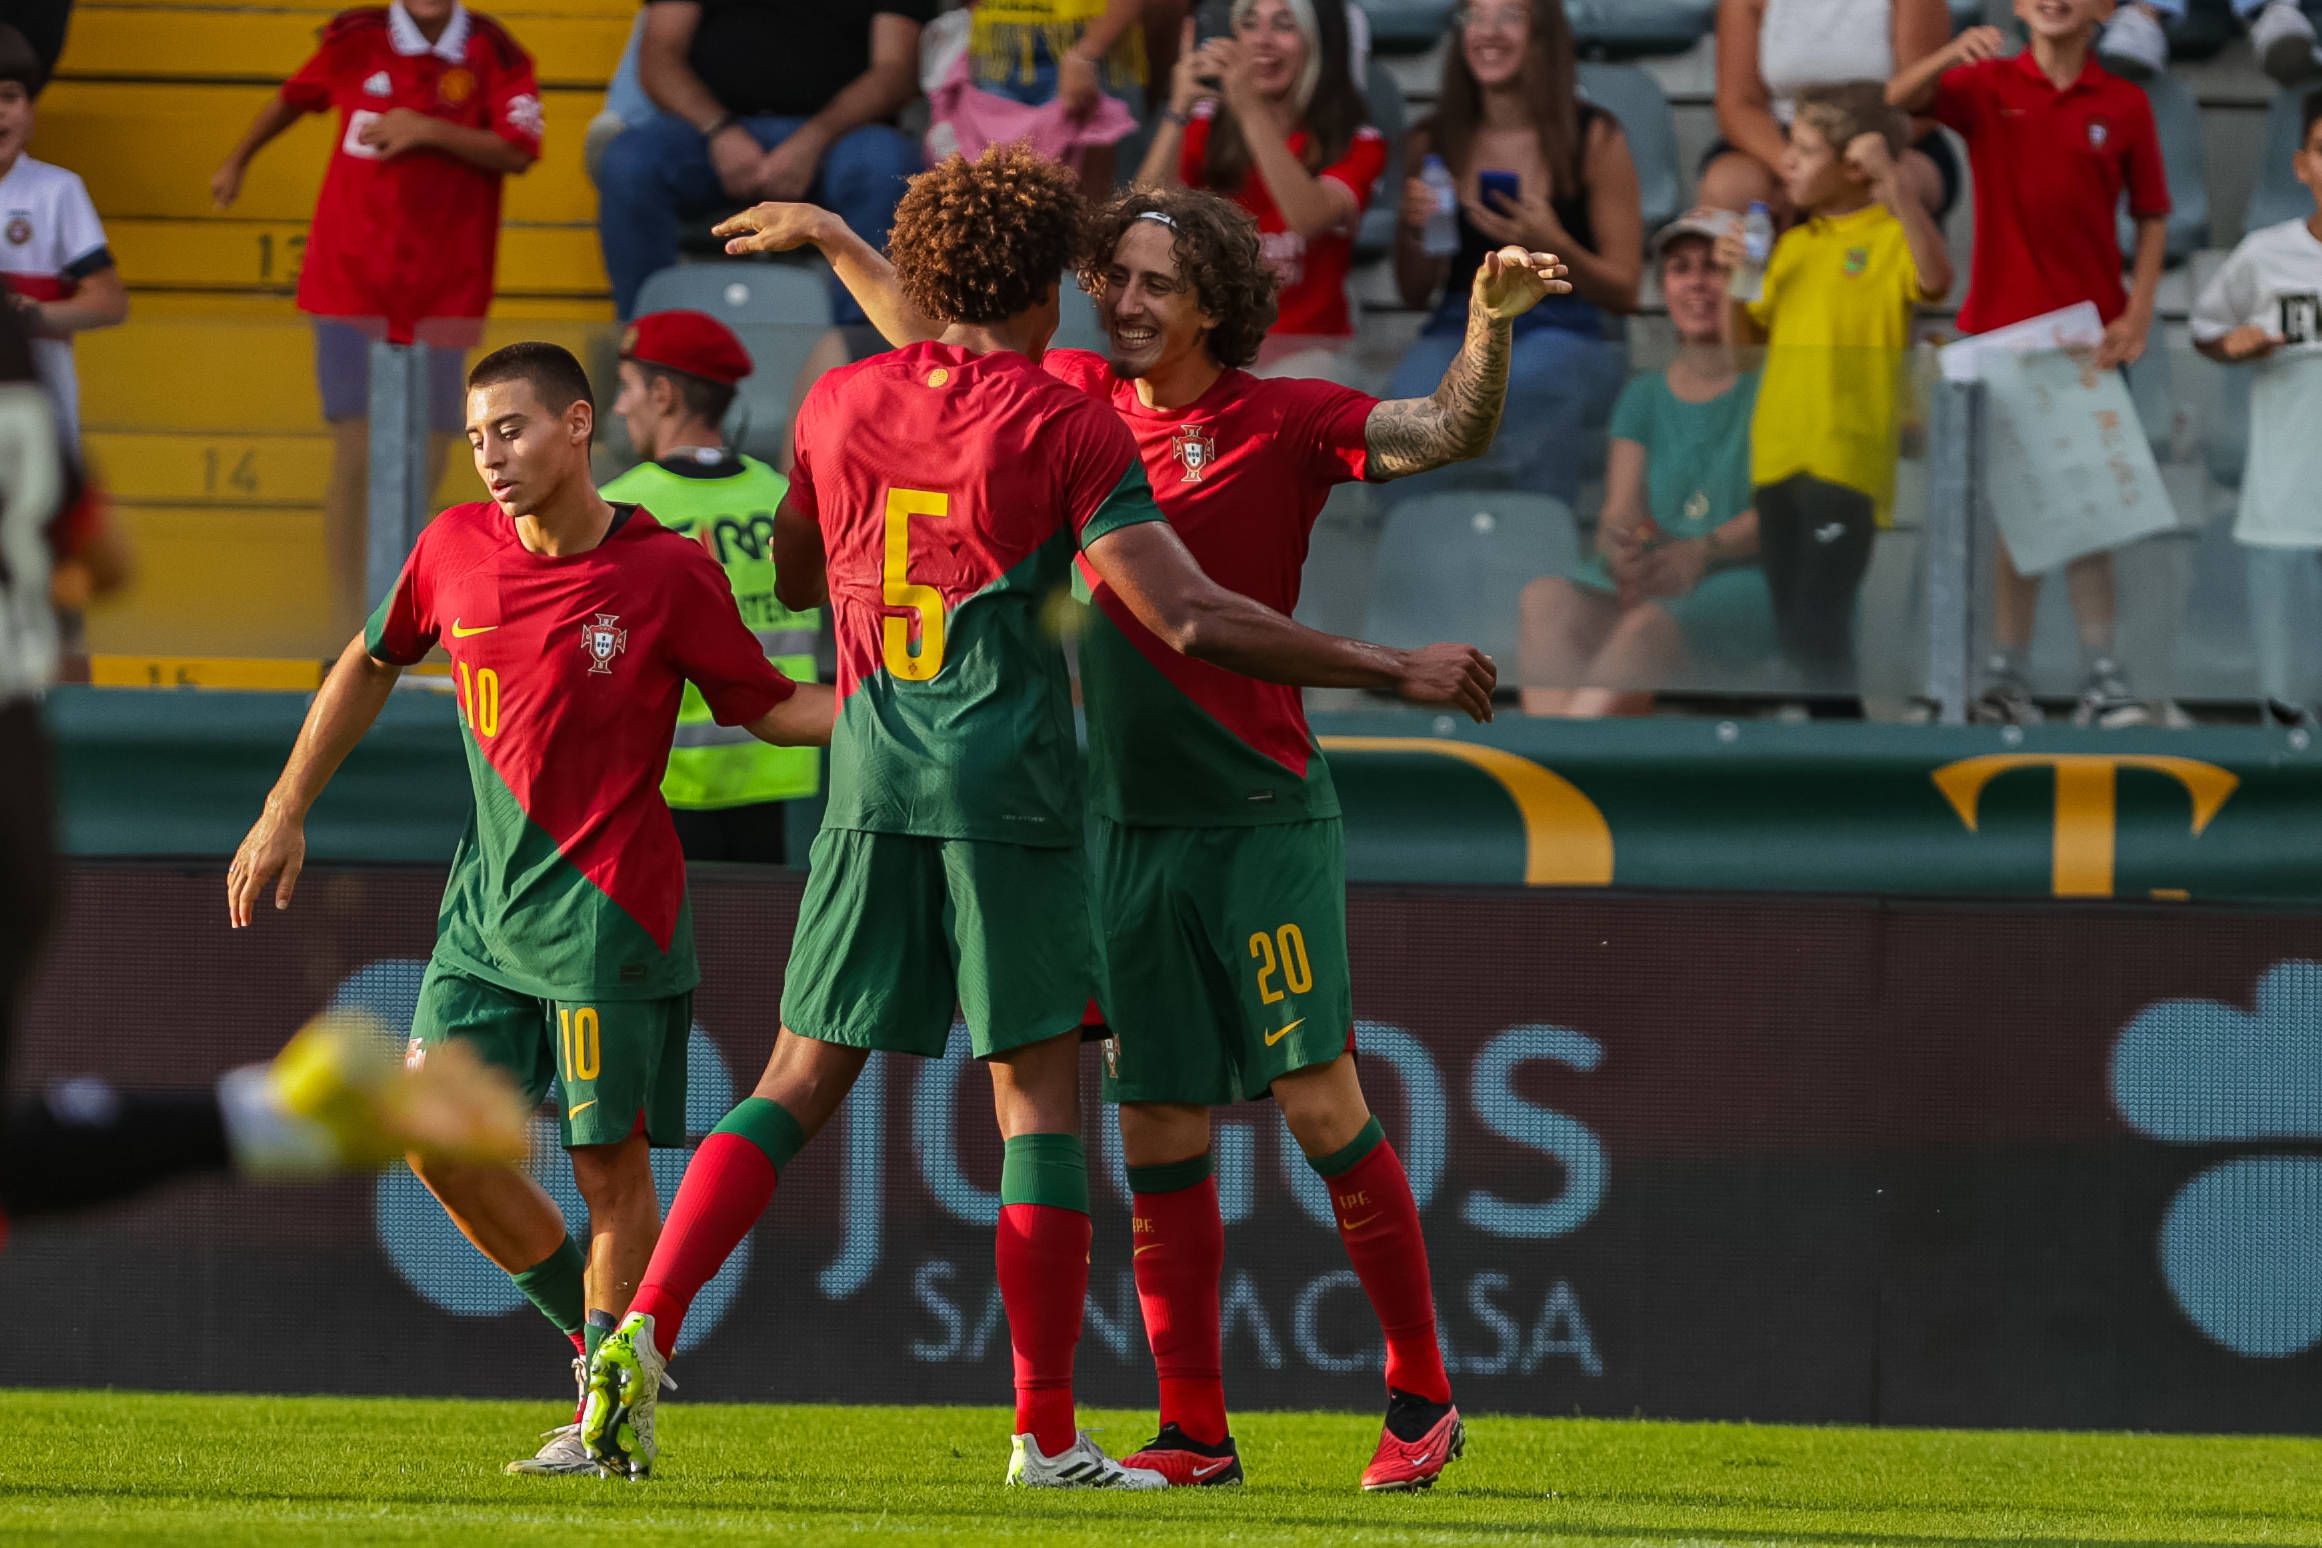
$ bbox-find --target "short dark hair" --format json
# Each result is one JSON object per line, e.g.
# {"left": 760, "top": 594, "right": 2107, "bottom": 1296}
{"left": 887, "top": 143, "right": 1087, "bottom": 325}
{"left": 467, "top": 341, "right": 595, "bottom": 418}
{"left": 638, "top": 362, "right": 736, "bottom": 428}
{"left": 2303, "top": 88, "right": 2322, "bottom": 148}
{"left": 1078, "top": 188, "right": 1278, "bottom": 370}
{"left": 0, "top": 25, "right": 47, "bottom": 97}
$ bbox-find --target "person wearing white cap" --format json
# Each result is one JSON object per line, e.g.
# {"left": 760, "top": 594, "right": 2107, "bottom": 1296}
{"left": 1519, "top": 208, "right": 1773, "bottom": 716}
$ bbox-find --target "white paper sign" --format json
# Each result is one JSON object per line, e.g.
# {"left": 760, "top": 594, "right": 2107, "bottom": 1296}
{"left": 1976, "top": 348, "right": 2176, "bottom": 575}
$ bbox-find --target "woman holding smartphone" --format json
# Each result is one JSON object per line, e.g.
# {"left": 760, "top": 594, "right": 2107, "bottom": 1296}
{"left": 1387, "top": 0, "right": 1641, "bottom": 506}
{"left": 1136, "top": 0, "right": 1385, "bottom": 370}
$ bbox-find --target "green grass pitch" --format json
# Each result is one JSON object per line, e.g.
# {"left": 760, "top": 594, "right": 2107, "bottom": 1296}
{"left": 10, "top": 1390, "right": 2322, "bottom": 1544}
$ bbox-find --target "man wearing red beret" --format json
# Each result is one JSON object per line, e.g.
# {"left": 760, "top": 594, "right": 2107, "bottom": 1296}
{"left": 606, "top": 310, "right": 822, "bottom": 864}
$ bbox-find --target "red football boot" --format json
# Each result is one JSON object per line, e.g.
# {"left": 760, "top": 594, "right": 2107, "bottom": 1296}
{"left": 1121, "top": 1423, "right": 1244, "bottom": 1487}
{"left": 1359, "top": 1400, "right": 1464, "bottom": 1492}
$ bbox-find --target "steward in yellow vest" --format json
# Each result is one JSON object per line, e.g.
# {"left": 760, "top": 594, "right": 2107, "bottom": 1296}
{"left": 606, "top": 309, "right": 819, "bottom": 863}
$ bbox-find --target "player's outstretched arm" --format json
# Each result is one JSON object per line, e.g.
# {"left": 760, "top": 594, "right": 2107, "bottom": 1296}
{"left": 1364, "top": 246, "right": 1570, "bottom": 483}
{"left": 1085, "top": 521, "right": 1496, "bottom": 720}
{"left": 745, "top": 682, "right": 838, "bottom": 749}
{"left": 228, "top": 634, "right": 401, "bottom": 927}
{"left": 715, "top": 203, "right": 940, "bottom": 349}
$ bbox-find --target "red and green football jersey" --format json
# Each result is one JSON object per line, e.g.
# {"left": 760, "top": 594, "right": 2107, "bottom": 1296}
{"left": 1047, "top": 348, "right": 1377, "bottom": 828}
{"left": 789, "top": 342, "right": 1163, "bottom": 846}
{"left": 365, "top": 501, "right": 797, "bottom": 1000}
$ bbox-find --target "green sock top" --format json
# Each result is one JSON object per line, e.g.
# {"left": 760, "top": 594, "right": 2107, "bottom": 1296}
{"left": 1000, "top": 1131, "right": 1090, "bottom": 1214}
{"left": 510, "top": 1237, "right": 587, "bottom": 1338}
{"left": 713, "top": 1096, "right": 807, "bottom": 1170}
{"left": 1309, "top": 1115, "right": 1386, "bottom": 1179}
{"left": 1126, "top": 1151, "right": 1214, "bottom": 1195}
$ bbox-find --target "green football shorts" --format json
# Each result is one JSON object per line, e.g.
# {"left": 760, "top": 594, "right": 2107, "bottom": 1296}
{"left": 780, "top": 827, "right": 1095, "bottom": 1059}
{"left": 1092, "top": 815, "right": 1354, "bottom": 1105}
{"left": 409, "top": 959, "right": 691, "bottom": 1149}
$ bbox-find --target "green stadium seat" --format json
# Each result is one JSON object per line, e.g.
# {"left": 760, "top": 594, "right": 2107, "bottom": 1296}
{"left": 1577, "top": 62, "right": 1681, "bottom": 235}
{"left": 1360, "top": 490, "right": 1580, "bottom": 671}
{"left": 1569, "top": 0, "right": 1714, "bottom": 60}
{"left": 633, "top": 262, "right": 833, "bottom": 461}
{"left": 2118, "top": 73, "right": 2209, "bottom": 267}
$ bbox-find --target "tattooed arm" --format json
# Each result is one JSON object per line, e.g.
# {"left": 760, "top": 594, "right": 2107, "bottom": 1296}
{"left": 1366, "top": 247, "right": 1570, "bottom": 483}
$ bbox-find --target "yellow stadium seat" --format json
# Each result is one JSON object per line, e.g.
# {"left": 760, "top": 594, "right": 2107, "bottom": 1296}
{"left": 86, "top": 429, "right": 334, "bottom": 506}
{"left": 106, "top": 216, "right": 610, "bottom": 298}
{"left": 62, "top": 6, "right": 629, "bottom": 87}
{"left": 85, "top": 505, "right": 336, "bottom": 658}
{"left": 40, "top": 81, "right": 606, "bottom": 225}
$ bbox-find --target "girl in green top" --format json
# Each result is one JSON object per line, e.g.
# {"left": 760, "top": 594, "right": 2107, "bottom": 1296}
{"left": 1520, "top": 211, "right": 1773, "bottom": 716}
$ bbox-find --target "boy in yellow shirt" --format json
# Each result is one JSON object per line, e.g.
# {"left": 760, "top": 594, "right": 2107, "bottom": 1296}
{"left": 1721, "top": 83, "right": 1951, "bottom": 712}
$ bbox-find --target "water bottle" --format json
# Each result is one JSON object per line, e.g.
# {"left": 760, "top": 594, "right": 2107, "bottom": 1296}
{"left": 1418, "top": 155, "right": 1458, "bottom": 259}
{"left": 1728, "top": 200, "right": 1775, "bottom": 303}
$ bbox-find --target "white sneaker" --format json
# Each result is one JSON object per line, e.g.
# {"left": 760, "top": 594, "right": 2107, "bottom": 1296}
{"left": 1006, "top": 1430, "right": 1168, "bottom": 1489}
{"left": 507, "top": 1359, "right": 602, "bottom": 1476}
{"left": 580, "top": 1314, "right": 668, "bottom": 1480}
{"left": 2251, "top": 0, "right": 2320, "bottom": 84}
{"left": 2098, "top": 4, "right": 2170, "bottom": 77}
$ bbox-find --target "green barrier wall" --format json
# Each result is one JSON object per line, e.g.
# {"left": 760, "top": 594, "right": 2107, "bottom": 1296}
{"left": 46, "top": 687, "right": 2322, "bottom": 905}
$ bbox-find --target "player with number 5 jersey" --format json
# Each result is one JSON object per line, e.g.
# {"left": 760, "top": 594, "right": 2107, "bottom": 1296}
{"left": 229, "top": 342, "right": 834, "bottom": 1477}
{"left": 583, "top": 144, "right": 1497, "bottom": 1490}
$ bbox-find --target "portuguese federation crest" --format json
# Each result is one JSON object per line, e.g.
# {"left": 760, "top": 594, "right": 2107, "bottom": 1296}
{"left": 582, "top": 613, "right": 628, "bottom": 675}
{"left": 1171, "top": 423, "right": 1217, "bottom": 483}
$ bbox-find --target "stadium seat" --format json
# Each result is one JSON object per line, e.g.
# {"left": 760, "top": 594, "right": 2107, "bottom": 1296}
{"left": 2119, "top": 73, "right": 2210, "bottom": 267}
{"left": 1356, "top": 56, "right": 1408, "bottom": 262}
{"left": 1360, "top": 491, "right": 1581, "bottom": 669}
{"left": 1577, "top": 63, "right": 1682, "bottom": 235}
{"left": 1568, "top": 0, "right": 1715, "bottom": 60}
{"left": 2245, "top": 86, "right": 2316, "bottom": 234}
{"left": 1054, "top": 281, "right": 1112, "bottom": 355}
{"left": 2162, "top": 0, "right": 2240, "bottom": 63}
{"left": 633, "top": 263, "right": 832, "bottom": 461}
{"left": 1352, "top": 0, "right": 1455, "bottom": 55}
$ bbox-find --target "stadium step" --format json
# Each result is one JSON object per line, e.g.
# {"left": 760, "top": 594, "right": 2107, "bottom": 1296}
{"left": 85, "top": 504, "right": 334, "bottom": 657}
{"left": 62, "top": 5, "right": 630, "bottom": 88}
{"left": 90, "top": 427, "right": 508, "bottom": 514}
{"left": 106, "top": 216, "right": 609, "bottom": 299}
{"left": 40, "top": 80, "right": 608, "bottom": 227}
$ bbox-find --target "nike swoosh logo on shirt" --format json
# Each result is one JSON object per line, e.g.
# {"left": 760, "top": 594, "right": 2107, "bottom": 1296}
{"left": 1265, "top": 1018, "right": 1305, "bottom": 1047}
{"left": 450, "top": 620, "right": 498, "bottom": 637}
{"left": 1340, "top": 1214, "right": 1378, "bottom": 1231}
{"left": 1190, "top": 1459, "right": 1233, "bottom": 1479}
{"left": 1133, "top": 1244, "right": 1159, "bottom": 1256}
{"left": 567, "top": 1099, "right": 597, "bottom": 1117}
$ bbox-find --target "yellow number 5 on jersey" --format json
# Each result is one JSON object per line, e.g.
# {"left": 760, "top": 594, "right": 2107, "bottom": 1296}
{"left": 882, "top": 487, "right": 950, "bottom": 681}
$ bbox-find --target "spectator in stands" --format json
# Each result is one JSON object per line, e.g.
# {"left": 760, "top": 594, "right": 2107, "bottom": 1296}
{"left": 1890, "top": 9, "right": 2169, "bottom": 727}
{"left": 924, "top": 1, "right": 1146, "bottom": 194}
{"left": 1135, "top": 1, "right": 1386, "bottom": 368}
{"left": 1386, "top": 0, "right": 1640, "bottom": 506}
{"left": 1724, "top": 84, "right": 1947, "bottom": 715}
{"left": 1702, "top": 0, "right": 1960, "bottom": 223}
{"left": 2100, "top": 0, "right": 2319, "bottom": 87}
{"left": 210, "top": 0, "right": 539, "bottom": 643}
{"left": 0, "top": 25, "right": 124, "bottom": 448}
{"left": 1519, "top": 210, "right": 1766, "bottom": 716}
{"left": 595, "top": 0, "right": 929, "bottom": 322}
{"left": 2192, "top": 89, "right": 2322, "bottom": 723}
{"left": 603, "top": 310, "right": 821, "bottom": 861}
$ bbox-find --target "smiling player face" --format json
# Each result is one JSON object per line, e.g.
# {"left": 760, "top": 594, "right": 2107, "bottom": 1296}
{"left": 466, "top": 377, "right": 589, "bottom": 519}
{"left": 1099, "top": 220, "right": 1220, "bottom": 381}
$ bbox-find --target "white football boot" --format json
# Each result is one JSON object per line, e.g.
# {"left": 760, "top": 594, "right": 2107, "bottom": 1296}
{"left": 1005, "top": 1430, "right": 1167, "bottom": 1489}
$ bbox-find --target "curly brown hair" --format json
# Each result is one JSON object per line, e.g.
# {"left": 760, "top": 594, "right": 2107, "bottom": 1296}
{"left": 886, "top": 143, "right": 1087, "bottom": 326}
{"left": 1076, "top": 188, "right": 1278, "bottom": 370}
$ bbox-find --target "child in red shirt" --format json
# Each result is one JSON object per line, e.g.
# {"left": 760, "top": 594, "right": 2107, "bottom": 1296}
{"left": 210, "top": 0, "right": 540, "bottom": 640}
{"left": 1891, "top": 0, "right": 2171, "bottom": 727}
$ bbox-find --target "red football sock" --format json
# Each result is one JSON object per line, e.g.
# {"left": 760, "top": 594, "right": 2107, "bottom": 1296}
{"left": 567, "top": 1329, "right": 587, "bottom": 1361}
{"left": 996, "top": 1132, "right": 1092, "bottom": 1456}
{"left": 1321, "top": 1122, "right": 1451, "bottom": 1405}
{"left": 629, "top": 1099, "right": 805, "bottom": 1360}
{"left": 1129, "top": 1161, "right": 1227, "bottom": 1446}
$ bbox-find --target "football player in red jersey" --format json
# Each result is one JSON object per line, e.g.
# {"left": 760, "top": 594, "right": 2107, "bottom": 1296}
{"left": 580, "top": 143, "right": 1495, "bottom": 1488}
{"left": 716, "top": 182, "right": 1567, "bottom": 1491}
{"left": 228, "top": 341, "right": 835, "bottom": 1476}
